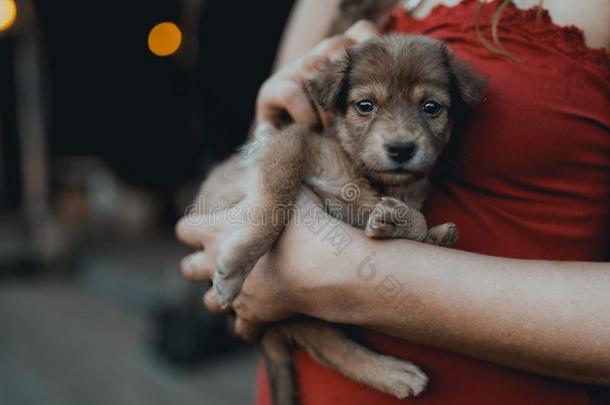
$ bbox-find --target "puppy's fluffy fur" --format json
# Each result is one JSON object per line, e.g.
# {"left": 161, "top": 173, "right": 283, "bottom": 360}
{"left": 198, "top": 35, "right": 486, "bottom": 404}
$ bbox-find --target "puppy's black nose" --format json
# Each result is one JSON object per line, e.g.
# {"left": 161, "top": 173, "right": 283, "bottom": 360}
{"left": 386, "top": 141, "right": 416, "bottom": 163}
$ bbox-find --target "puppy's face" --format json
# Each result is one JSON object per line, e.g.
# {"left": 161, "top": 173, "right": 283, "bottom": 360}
{"left": 307, "top": 35, "right": 486, "bottom": 186}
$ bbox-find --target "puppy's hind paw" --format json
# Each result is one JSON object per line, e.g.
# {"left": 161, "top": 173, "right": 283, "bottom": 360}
{"left": 379, "top": 357, "right": 428, "bottom": 399}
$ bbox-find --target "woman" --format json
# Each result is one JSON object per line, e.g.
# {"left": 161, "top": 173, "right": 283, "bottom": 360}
{"left": 177, "top": 0, "right": 610, "bottom": 403}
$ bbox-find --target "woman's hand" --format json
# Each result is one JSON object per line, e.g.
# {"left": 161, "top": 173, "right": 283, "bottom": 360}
{"left": 256, "top": 20, "right": 378, "bottom": 129}
{"left": 175, "top": 205, "right": 292, "bottom": 340}
{"left": 176, "top": 188, "right": 340, "bottom": 341}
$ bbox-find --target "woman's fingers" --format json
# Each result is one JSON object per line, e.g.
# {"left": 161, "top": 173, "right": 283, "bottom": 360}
{"left": 175, "top": 216, "right": 204, "bottom": 248}
{"left": 283, "top": 84, "right": 320, "bottom": 128}
{"left": 255, "top": 21, "right": 379, "bottom": 129}
{"left": 305, "top": 35, "right": 354, "bottom": 68}
{"left": 234, "top": 317, "right": 262, "bottom": 342}
{"left": 204, "top": 288, "right": 228, "bottom": 314}
{"left": 256, "top": 78, "right": 319, "bottom": 129}
{"left": 180, "top": 251, "right": 215, "bottom": 282}
{"left": 344, "top": 20, "right": 379, "bottom": 43}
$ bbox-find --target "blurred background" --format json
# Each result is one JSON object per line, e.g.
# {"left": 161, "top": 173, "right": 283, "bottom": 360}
{"left": 0, "top": 0, "right": 295, "bottom": 403}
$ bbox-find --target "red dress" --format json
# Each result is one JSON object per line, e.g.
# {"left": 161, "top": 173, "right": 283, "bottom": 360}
{"left": 257, "top": 1, "right": 610, "bottom": 403}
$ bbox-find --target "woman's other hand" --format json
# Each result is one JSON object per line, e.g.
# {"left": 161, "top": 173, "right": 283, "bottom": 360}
{"left": 255, "top": 20, "right": 379, "bottom": 129}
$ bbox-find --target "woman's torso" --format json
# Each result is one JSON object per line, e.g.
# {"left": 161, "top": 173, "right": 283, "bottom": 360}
{"left": 258, "top": 1, "right": 610, "bottom": 403}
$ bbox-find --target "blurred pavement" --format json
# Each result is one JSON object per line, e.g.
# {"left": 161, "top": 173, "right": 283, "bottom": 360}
{"left": 0, "top": 281, "right": 257, "bottom": 405}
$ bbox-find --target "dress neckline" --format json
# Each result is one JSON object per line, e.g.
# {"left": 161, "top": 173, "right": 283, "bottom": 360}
{"left": 386, "top": 0, "right": 609, "bottom": 73}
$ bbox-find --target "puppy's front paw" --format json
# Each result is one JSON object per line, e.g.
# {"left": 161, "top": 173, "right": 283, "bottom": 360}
{"left": 213, "top": 261, "right": 250, "bottom": 308}
{"left": 365, "top": 197, "right": 427, "bottom": 241}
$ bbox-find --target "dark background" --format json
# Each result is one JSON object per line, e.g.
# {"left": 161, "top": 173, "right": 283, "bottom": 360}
{"left": 2, "top": 0, "right": 294, "bottom": 200}
{"left": 0, "top": 1, "right": 294, "bottom": 404}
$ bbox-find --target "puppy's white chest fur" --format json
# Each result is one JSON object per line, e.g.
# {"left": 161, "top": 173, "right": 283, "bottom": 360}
{"left": 301, "top": 133, "right": 430, "bottom": 228}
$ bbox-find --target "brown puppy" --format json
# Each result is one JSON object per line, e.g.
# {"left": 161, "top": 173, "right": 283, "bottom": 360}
{"left": 197, "top": 34, "right": 486, "bottom": 404}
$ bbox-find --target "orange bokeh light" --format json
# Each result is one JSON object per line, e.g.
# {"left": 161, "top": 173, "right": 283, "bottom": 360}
{"left": 0, "top": 0, "right": 17, "bottom": 32}
{"left": 147, "top": 22, "right": 182, "bottom": 57}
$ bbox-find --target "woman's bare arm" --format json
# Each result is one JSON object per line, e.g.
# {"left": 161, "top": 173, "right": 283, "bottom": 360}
{"left": 279, "top": 196, "right": 610, "bottom": 385}
{"left": 177, "top": 191, "right": 610, "bottom": 386}
{"left": 274, "top": 0, "right": 342, "bottom": 69}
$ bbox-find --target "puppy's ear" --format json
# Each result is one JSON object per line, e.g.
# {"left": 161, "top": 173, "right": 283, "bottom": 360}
{"left": 305, "top": 51, "right": 351, "bottom": 111}
{"left": 446, "top": 50, "right": 487, "bottom": 105}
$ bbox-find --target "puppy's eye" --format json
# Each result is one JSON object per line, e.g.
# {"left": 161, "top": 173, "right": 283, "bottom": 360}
{"left": 422, "top": 100, "right": 443, "bottom": 117}
{"left": 355, "top": 99, "right": 376, "bottom": 115}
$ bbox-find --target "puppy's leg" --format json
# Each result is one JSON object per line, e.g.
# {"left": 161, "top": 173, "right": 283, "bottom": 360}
{"left": 424, "top": 222, "right": 458, "bottom": 247}
{"left": 213, "top": 125, "right": 307, "bottom": 306}
{"left": 364, "top": 197, "right": 428, "bottom": 241}
{"left": 264, "top": 321, "right": 428, "bottom": 401}
{"left": 261, "top": 326, "right": 298, "bottom": 405}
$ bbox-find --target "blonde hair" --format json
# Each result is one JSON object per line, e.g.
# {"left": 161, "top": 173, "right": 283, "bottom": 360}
{"left": 474, "top": 0, "right": 544, "bottom": 61}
